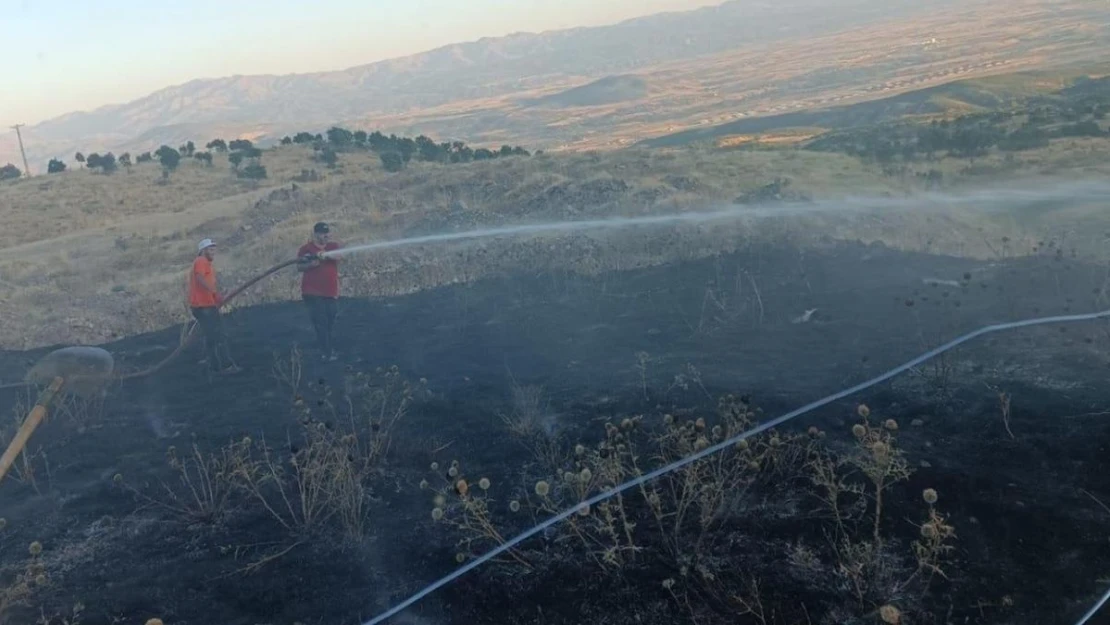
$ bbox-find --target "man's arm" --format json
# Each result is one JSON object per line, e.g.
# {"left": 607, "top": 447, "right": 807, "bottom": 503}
{"left": 296, "top": 245, "right": 321, "bottom": 272}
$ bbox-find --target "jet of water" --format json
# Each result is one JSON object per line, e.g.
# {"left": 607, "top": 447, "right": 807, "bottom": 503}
{"left": 318, "top": 179, "right": 1110, "bottom": 260}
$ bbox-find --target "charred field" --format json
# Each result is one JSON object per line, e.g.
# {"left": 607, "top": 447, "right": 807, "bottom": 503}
{"left": 1, "top": 235, "right": 1110, "bottom": 625}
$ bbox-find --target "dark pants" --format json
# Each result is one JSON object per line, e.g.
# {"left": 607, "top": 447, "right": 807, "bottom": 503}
{"left": 303, "top": 295, "right": 338, "bottom": 355}
{"left": 191, "top": 306, "right": 234, "bottom": 370}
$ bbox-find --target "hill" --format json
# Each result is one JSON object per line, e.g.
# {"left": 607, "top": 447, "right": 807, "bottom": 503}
{"left": 4, "top": 0, "right": 1108, "bottom": 166}
{"left": 524, "top": 75, "right": 650, "bottom": 108}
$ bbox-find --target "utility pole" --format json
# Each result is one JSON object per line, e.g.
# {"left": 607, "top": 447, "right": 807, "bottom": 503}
{"left": 10, "top": 124, "right": 31, "bottom": 177}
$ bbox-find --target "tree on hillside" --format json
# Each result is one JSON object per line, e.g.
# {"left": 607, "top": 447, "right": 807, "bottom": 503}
{"left": 119, "top": 153, "right": 132, "bottom": 168}
{"left": 194, "top": 151, "right": 213, "bottom": 166}
{"left": 85, "top": 152, "right": 118, "bottom": 173}
{"left": 354, "top": 130, "right": 368, "bottom": 144}
{"left": 228, "top": 151, "right": 245, "bottom": 169}
{"left": 136, "top": 152, "right": 153, "bottom": 163}
{"left": 380, "top": 152, "right": 404, "bottom": 172}
{"left": 228, "top": 139, "right": 253, "bottom": 151}
{"left": 0, "top": 164, "right": 21, "bottom": 181}
{"left": 96, "top": 152, "right": 118, "bottom": 174}
{"left": 280, "top": 136, "right": 293, "bottom": 145}
{"left": 206, "top": 139, "right": 227, "bottom": 152}
{"left": 367, "top": 131, "right": 390, "bottom": 152}
{"left": 327, "top": 126, "right": 354, "bottom": 147}
{"left": 179, "top": 141, "right": 196, "bottom": 157}
{"left": 415, "top": 135, "right": 444, "bottom": 162}
{"left": 75, "top": 152, "right": 86, "bottom": 167}
{"left": 47, "top": 158, "right": 66, "bottom": 174}
{"left": 155, "top": 145, "right": 181, "bottom": 179}
{"left": 293, "top": 132, "right": 315, "bottom": 144}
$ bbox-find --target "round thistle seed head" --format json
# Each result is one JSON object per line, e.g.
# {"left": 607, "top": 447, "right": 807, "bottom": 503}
{"left": 923, "top": 488, "right": 939, "bottom": 504}
{"left": 535, "top": 480, "right": 550, "bottom": 497}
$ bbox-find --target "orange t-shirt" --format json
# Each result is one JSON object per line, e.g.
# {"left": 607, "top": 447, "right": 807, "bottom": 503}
{"left": 188, "top": 256, "right": 219, "bottom": 308}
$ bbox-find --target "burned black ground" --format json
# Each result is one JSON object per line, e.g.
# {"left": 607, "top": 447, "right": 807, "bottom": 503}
{"left": 1, "top": 238, "right": 1109, "bottom": 625}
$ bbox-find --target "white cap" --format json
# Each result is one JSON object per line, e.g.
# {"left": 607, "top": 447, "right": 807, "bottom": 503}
{"left": 197, "top": 238, "right": 216, "bottom": 252}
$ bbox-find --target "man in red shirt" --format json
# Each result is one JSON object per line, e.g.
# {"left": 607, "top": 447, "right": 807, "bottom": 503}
{"left": 297, "top": 222, "right": 343, "bottom": 361}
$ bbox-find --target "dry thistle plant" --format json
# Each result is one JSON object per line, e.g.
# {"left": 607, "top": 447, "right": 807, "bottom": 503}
{"left": 0, "top": 538, "right": 50, "bottom": 624}
{"left": 806, "top": 403, "right": 957, "bottom": 611}
{"left": 343, "top": 365, "right": 426, "bottom": 470}
{"left": 848, "top": 405, "right": 913, "bottom": 547}
{"left": 905, "top": 488, "right": 957, "bottom": 590}
{"left": 424, "top": 462, "right": 532, "bottom": 569}
{"left": 116, "top": 438, "right": 247, "bottom": 523}
{"left": 272, "top": 344, "right": 303, "bottom": 401}
{"left": 426, "top": 392, "right": 815, "bottom": 597}
{"left": 119, "top": 364, "right": 425, "bottom": 559}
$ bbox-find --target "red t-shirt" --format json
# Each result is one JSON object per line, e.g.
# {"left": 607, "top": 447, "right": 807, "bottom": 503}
{"left": 298, "top": 241, "right": 342, "bottom": 298}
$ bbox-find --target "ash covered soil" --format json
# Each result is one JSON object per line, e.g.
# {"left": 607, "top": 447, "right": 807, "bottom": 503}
{"left": 1, "top": 239, "right": 1110, "bottom": 625}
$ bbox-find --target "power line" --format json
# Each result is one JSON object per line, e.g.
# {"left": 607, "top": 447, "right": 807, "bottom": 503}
{"left": 10, "top": 124, "right": 30, "bottom": 177}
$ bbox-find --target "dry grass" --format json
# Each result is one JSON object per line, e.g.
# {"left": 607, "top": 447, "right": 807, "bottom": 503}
{"left": 0, "top": 138, "right": 1109, "bottom": 351}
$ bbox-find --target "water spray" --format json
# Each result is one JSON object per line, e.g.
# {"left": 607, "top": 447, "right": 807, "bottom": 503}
{"left": 362, "top": 307, "right": 1110, "bottom": 625}
{"left": 315, "top": 179, "right": 1110, "bottom": 260}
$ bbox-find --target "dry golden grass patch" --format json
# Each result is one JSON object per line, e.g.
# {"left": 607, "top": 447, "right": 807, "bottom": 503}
{"left": 0, "top": 139, "right": 1107, "bottom": 349}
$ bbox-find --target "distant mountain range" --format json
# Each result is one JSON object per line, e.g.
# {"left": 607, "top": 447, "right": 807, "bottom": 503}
{"left": 0, "top": 0, "right": 972, "bottom": 170}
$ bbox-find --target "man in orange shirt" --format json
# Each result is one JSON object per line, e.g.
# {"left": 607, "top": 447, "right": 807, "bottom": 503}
{"left": 189, "top": 239, "right": 240, "bottom": 374}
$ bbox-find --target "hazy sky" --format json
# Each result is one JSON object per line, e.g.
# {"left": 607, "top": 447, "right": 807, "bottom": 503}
{"left": 0, "top": 0, "right": 722, "bottom": 127}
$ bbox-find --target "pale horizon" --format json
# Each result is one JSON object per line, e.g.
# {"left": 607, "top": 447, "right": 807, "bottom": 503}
{"left": 0, "top": 0, "right": 725, "bottom": 128}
